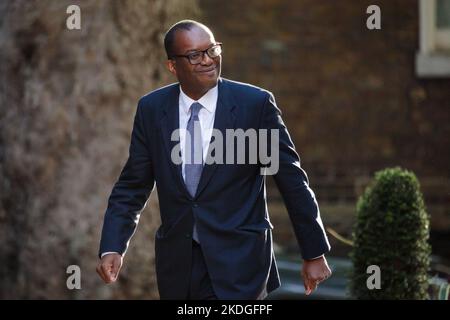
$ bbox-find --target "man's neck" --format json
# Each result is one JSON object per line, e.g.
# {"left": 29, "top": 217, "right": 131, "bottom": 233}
{"left": 180, "top": 85, "right": 215, "bottom": 101}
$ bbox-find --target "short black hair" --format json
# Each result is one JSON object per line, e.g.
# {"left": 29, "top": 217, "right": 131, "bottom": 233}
{"left": 164, "top": 20, "right": 211, "bottom": 59}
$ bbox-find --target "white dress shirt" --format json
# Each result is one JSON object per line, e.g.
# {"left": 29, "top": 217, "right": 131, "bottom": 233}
{"left": 179, "top": 84, "right": 218, "bottom": 179}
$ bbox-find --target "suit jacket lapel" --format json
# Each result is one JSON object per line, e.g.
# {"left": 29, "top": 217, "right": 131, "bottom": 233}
{"left": 195, "top": 78, "right": 237, "bottom": 198}
{"left": 160, "top": 84, "right": 192, "bottom": 198}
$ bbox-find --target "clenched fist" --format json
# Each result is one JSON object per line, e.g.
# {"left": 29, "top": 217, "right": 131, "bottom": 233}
{"left": 96, "top": 253, "right": 123, "bottom": 284}
{"left": 301, "top": 255, "right": 332, "bottom": 295}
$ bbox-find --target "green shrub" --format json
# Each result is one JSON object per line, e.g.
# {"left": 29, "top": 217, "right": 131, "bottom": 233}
{"left": 350, "top": 167, "right": 431, "bottom": 299}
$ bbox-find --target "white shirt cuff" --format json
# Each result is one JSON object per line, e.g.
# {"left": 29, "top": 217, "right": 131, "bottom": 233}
{"left": 101, "top": 252, "right": 120, "bottom": 258}
{"left": 306, "top": 254, "right": 324, "bottom": 261}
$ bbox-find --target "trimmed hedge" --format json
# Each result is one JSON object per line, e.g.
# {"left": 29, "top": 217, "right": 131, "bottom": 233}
{"left": 350, "top": 167, "right": 431, "bottom": 299}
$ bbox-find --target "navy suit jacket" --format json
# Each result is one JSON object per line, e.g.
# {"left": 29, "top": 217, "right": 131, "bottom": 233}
{"left": 99, "top": 77, "right": 330, "bottom": 299}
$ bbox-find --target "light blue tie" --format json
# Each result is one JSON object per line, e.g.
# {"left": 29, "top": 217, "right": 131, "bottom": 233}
{"left": 184, "top": 102, "right": 203, "bottom": 242}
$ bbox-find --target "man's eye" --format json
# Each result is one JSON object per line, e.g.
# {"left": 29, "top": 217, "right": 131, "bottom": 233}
{"left": 189, "top": 53, "right": 201, "bottom": 60}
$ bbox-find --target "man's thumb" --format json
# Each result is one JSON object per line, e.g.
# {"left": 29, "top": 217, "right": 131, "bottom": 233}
{"left": 110, "top": 257, "right": 122, "bottom": 281}
{"left": 303, "top": 276, "right": 311, "bottom": 295}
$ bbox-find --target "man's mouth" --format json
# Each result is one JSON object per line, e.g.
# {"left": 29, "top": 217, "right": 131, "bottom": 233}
{"left": 197, "top": 67, "right": 216, "bottom": 74}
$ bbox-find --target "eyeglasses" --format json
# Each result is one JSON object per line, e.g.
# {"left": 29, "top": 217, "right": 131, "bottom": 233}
{"left": 171, "top": 43, "right": 223, "bottom": 65}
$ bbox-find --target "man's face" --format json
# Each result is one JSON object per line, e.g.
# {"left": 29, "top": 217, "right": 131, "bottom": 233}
{"left": 167, "top": 26, "right": 222, "bottom": 98}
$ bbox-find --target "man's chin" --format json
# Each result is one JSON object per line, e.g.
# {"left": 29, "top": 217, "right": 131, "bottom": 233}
{"left": 198, "top": 75, "right": 219, "bottom": 88}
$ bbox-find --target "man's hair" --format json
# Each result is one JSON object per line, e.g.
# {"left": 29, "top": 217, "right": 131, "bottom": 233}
{"left": 164, "top": 20, "right": 212, "bottom": 59}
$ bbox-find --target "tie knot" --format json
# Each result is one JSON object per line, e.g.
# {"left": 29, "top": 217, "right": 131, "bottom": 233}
{"left": 190, "top": 102, "right": 203, "bottom": 117}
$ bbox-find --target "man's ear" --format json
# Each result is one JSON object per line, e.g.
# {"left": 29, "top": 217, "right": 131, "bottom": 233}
{"left": 166, "top": 60, "right": 177, "bottom": 76}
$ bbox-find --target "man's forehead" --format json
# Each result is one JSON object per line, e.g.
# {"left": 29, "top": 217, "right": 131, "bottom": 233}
{"left": 174, "top": 26, "right": 215, "bottom": 52}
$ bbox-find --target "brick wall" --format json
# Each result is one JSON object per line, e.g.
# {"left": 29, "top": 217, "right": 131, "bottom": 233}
{"left": 198, "top": 0, "right": 450, "bottom": 256}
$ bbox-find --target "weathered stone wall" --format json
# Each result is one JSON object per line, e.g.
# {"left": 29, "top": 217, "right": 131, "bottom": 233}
{"left": 0, "top": 0, "right": 198, "bottom": 299}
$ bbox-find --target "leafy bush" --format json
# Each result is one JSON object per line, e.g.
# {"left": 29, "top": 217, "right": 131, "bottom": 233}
{"left": 350, "top": 167, "right": 431, "bottom": 299}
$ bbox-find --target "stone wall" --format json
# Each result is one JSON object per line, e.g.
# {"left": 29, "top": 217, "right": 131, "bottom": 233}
{"left": 0, "top": 0, "right": 199, "bottom": 299}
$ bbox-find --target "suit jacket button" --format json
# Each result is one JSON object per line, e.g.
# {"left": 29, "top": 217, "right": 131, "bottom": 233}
{"left": 193, "top": 203, "right": 198, "bottom": 208}
{"left": 185, "top": 233, "right": 191, "bottom": 239}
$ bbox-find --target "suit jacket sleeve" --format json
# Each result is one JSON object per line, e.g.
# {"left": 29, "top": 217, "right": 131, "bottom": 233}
{"left": 99, "top": 99, "right": 155, "bottom": 257}
{"left": 260, "top": 92, "right": 330, "bottom": 260}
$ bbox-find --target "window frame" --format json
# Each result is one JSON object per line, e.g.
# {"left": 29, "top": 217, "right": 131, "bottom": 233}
{"left": 416, "top": 0, "right": 450, "bottom": 77}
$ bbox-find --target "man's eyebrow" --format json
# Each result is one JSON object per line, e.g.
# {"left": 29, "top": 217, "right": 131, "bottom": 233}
{"left": 184, "top": 48, "right": 200, "bottom": 54}
{"left": 183, "top": 44, "right": 215, "bottom": 54}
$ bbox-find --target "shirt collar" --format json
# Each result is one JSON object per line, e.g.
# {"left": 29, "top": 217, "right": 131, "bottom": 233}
{"left": 179, "top": 84, "right": 218, "bottom": 114}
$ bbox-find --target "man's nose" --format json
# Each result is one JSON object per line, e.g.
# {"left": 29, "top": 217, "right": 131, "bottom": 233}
{"left": 200, "top": 51, "right": 213, "bottom": 65}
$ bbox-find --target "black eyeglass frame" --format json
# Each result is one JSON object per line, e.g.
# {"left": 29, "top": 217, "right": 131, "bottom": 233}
{"left": 171, "top": 43, "right": 223, "bottom": 65}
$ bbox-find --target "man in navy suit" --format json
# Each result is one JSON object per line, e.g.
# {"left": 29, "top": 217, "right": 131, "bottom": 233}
{"left": 97, "top": 20, "right": 331, "bottom": 299}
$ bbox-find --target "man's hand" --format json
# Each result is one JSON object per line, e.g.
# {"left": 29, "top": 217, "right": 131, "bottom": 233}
{"left": 96, "top": 253, "right": 123, "bottom": 284}
{"left": 301, "top": 255, "right": 332, "bottom": 295}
